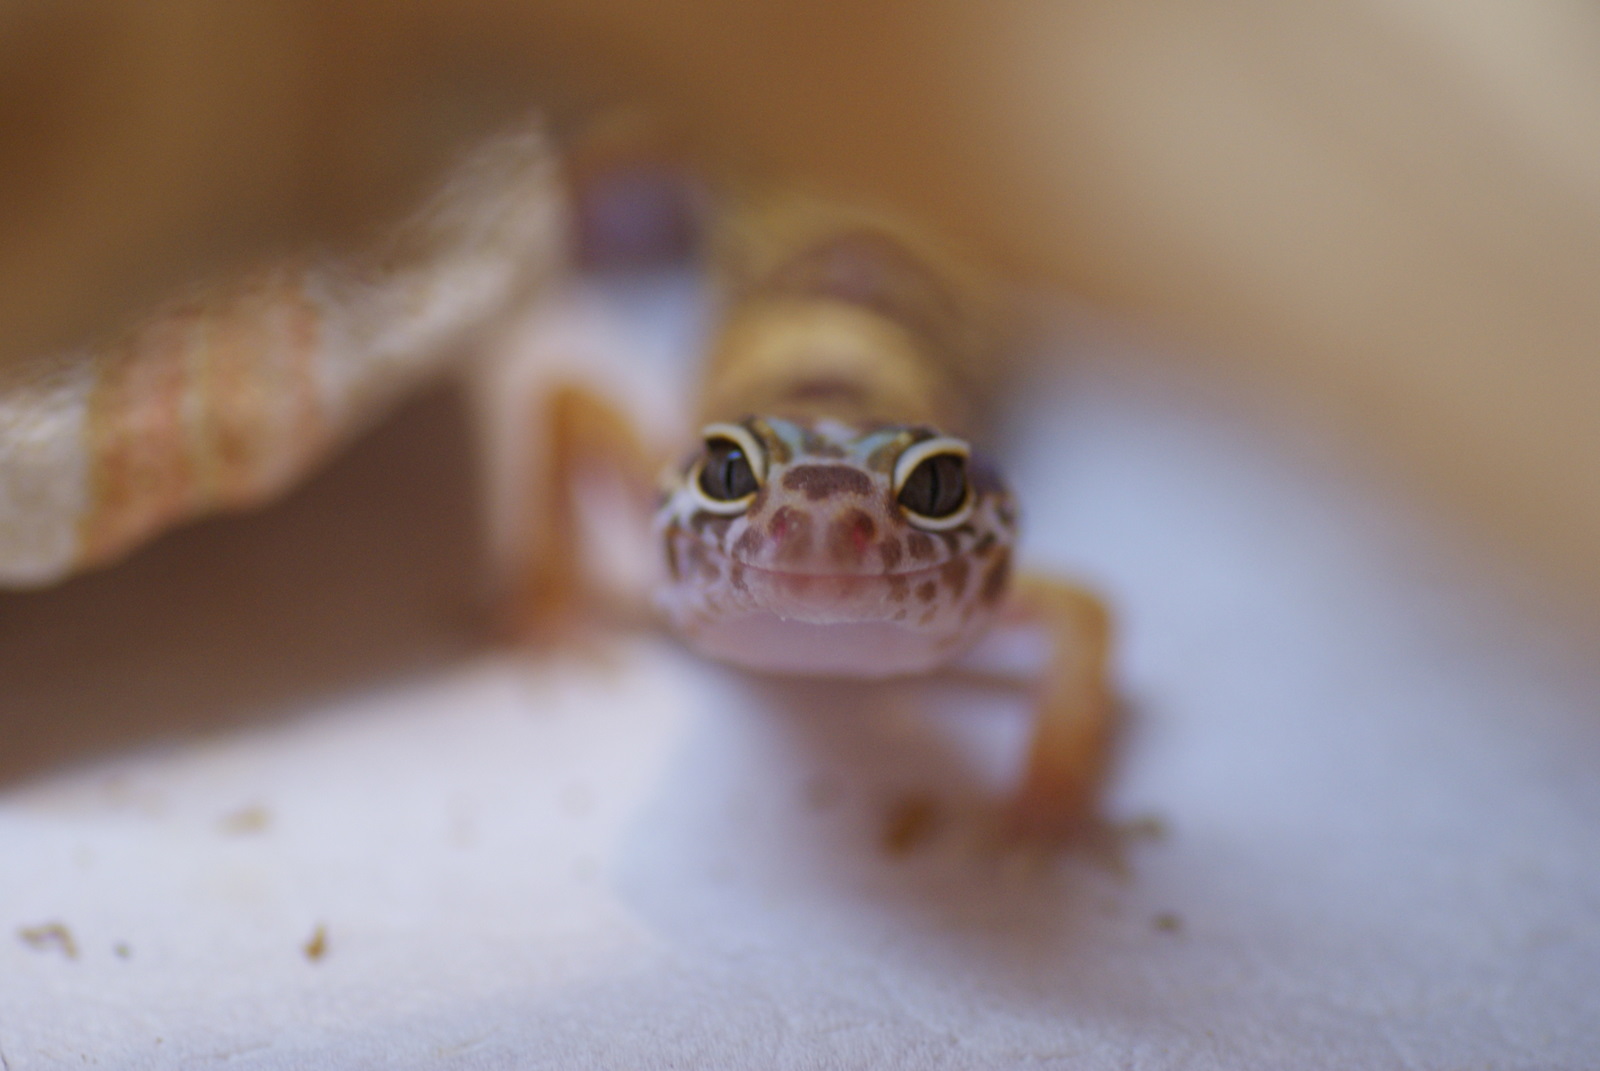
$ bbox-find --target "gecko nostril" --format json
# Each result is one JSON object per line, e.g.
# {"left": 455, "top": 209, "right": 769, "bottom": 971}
{"left": 828, "top": 509, "right": 877, "bottom": 566}
{"left": 768, "top": 506, "right": 814, "bottom": 562}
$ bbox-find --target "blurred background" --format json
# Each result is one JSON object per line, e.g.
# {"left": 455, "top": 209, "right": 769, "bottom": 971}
{"left": 4, "top": 8, "right": 1600, "bottom": 1062}
{"left": 2, "top": 0, "right": 1599, "bottom": 598}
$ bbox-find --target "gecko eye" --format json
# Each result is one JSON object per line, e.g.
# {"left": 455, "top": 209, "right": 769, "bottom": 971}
{"left": 898, "top": 454, "right": 967, "bottom": 517}
{"left": 894, "top": 436, "right": 975, "bottom": 529}
{"left": 700, "top": 439, "right": 758, "bottom": 500}
{"left": 690, "top": 422, "right": 766, "bottom": 513}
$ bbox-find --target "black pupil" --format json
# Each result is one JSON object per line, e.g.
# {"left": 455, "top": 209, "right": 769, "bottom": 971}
{"left": 698, "top": 438, "right": 759, "bottom": 501}
{"left": 897, "top": 453, "right": 968, "bottom": 518}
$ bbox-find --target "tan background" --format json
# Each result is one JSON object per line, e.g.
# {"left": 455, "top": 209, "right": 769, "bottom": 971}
{"left": 3, "top": 0, "right": 1598, "bottom": 599}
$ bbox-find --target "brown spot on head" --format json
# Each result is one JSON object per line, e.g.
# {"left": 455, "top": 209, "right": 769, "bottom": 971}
{"left": 878, "top": 537, "right": 903, "bottom": 571}
{"left": 828, "top": 509, "right": 877, "bottom": 567}
{"left": 915, "top": 580, "right": 937, "bottom": 604}
{"left": 973, "top": 532, "right": 996, "bottom": 556}
{"left": 980, "top": 548, "right": 1012, "bottom": 605}
{"left": 941, "top": 558, "right": 969, "bottom": 592}
{"left": 906, "top": 532, "right": 935, "bottom": 561}
{"left": 732, "top": 526, "right": 764, "bottom": 560}
{"left": 664, "top": 536, "right": 683, "bottom": 581}
{"left": 781, "top": 464, "right": 873, "bottom": 500}
{"left": 690, "top": 513, "right": 734, "bottom": 545}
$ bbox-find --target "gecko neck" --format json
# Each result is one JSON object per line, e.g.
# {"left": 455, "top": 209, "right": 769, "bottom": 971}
{"left": 695, "top": 214, "right": 1000, "bottom": 432}
{"left": 696, "top": 295, "right": 968, "bottom": 431}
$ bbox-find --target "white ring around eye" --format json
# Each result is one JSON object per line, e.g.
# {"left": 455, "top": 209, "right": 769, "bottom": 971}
{"left": 700, "top": 422, "right": 767, "bottom": 483}
{"left": 893, "top": 435, "right": 976, "bottom": 530}
{"left": 686, "top": 422, "right": 767, "bottom": 515}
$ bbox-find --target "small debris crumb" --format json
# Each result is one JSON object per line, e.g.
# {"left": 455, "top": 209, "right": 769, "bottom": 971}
{"left": 303, "top": 925, "right": 328, "bottom": 962}
{"left": 1153, "top": 912, "right": 1183, "bottom": 934}
{"left": 1118, "top": 813, "right": 1170, "bottom": 843}
{"left": 220, "top": 805, "right": 272, "bottom": 835}
{"left": 18, "top": 922, "right": 78, "bottom": 959}
{"left": 113, "top": 942, "right": 132, "bottom": 959}
{"left": 881, "top": 793, "right": 942, "bottom": 856}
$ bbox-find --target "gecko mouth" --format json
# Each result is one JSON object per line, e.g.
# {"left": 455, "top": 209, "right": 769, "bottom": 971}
{"left": 667, "top": 551, "right": 990, "bottom": 677}
{"left": 662, "top": 534, "right": 999, "bottom": 677}
{"left": 730, "top": 557, "right": 946, "bottom": 584}
{"left": 717, "top": 551, "right": 966, "bottom": 627}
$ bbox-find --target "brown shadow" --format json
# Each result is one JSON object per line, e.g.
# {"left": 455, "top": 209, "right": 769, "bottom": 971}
{"left": 0, "top": 385, "right": 489, "bottom": 788}
{"left": 613, "top": 665, "right": 1154, "bottom": 1015}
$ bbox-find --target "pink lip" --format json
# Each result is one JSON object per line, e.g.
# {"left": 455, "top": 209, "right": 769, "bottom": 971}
{"left": 723, "top": 555, "right": 950, "bottom": 586}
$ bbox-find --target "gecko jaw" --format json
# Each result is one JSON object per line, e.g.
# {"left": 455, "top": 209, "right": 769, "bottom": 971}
{"left": 659, "top": 514, "right": 1012, "bottom": 677}
{"left": 709, "top": 554, "right": 957, "bottom": 626}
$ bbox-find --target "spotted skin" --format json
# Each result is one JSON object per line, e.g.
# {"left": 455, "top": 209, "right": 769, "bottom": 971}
{"left": 656, "top": 415, "right": 1017, "bottom": 678}
{"left": 646, "top": 193, "right": 1112, "bottom": 837}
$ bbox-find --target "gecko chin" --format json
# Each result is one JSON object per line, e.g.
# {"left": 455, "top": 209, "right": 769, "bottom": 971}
{"left": 686, "top": 613, "right": 966, "bottom": 678}
{"left": 657, "top": 555, "right": 998, "bottom": 678}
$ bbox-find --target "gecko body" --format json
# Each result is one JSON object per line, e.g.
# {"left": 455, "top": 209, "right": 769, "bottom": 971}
{"left": 630, "top": 193, "right": 1113, "bottom": 833}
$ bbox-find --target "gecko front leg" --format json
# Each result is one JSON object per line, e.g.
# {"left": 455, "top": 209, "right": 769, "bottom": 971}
{"left": 1004, "top": 571, "right": 1116, "bottom": 839}
{"left": 498, "top": 381, "right": 664, "bottom": 647}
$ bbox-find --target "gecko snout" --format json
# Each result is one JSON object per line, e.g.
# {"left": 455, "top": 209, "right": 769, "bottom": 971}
{"left": 733, "top": 463, "right": 903, "bottom": 574}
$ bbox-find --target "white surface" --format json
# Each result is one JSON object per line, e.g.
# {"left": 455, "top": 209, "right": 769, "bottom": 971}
{"left": 2, "top": 288, "right": 1598, "bottom": 1069}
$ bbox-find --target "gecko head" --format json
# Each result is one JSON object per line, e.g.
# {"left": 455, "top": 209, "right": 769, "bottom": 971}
{"left": 655, "top": 415, "right": 1017, "bottom": 678}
